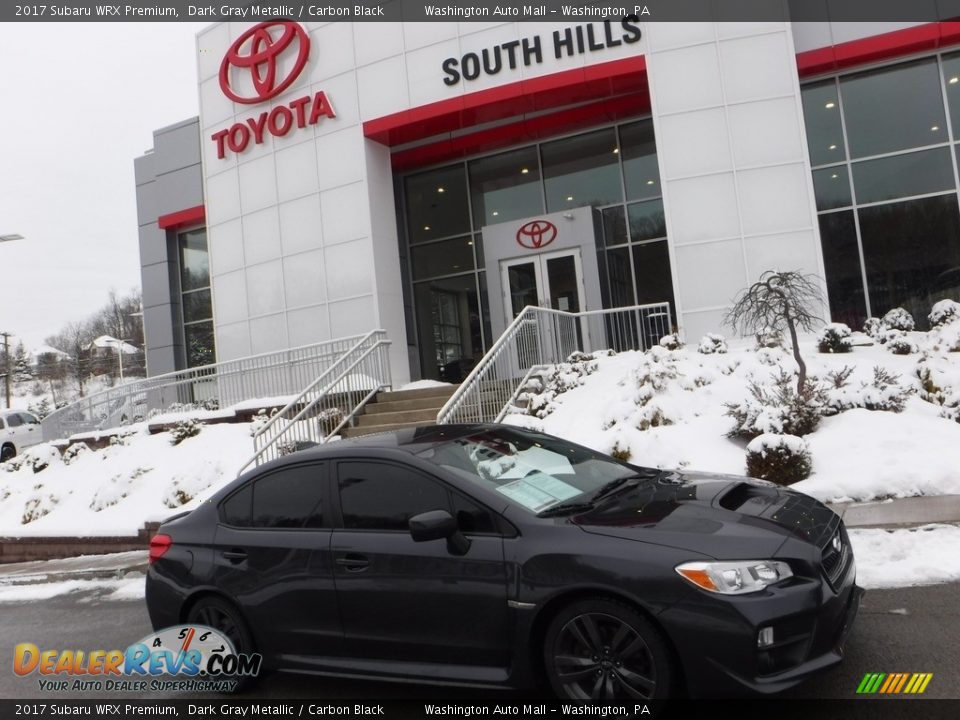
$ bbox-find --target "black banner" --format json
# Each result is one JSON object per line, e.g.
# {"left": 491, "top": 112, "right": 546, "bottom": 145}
{"left": 0, "top": 700, "right": 958, "bottom": 720}
{"left": 6, "top": 0, "right": 960, "bottom": 23}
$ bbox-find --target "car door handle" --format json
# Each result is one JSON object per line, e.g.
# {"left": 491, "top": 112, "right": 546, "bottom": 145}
{"left": 335, "top": 554, "right": 369, "bottom": 572}
{"left": 222, "top": 549, "right": 247, "bottom": 563}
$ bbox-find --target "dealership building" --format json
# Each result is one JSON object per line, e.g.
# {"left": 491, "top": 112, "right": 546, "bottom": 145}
{"left": 135, "top": 17, "right": 960, "bottom": 385}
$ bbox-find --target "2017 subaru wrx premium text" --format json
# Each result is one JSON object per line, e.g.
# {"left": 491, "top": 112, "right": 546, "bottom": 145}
{"left": 145, "top": 424, "right": 862, "bottom": 698}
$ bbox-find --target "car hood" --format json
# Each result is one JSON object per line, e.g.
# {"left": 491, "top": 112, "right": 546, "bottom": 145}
{"left": 572, "top": 470, "right": 839, "bottom": 559}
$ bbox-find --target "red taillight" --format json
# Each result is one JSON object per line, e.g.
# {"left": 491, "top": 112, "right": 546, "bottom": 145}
{"left": 149, "top": 533, "right": 172, "bottom": 564}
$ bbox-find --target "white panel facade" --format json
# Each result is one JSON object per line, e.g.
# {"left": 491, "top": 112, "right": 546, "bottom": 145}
{"left": 644, "top": 22, "right": 827, "bottom": 343}
{"left": 195, "top": 17, "right": 839, "bottom": 382}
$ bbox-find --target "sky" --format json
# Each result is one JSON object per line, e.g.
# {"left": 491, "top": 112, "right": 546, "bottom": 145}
{"left": 0, "top": 22, "right": 210, "bottom": 351}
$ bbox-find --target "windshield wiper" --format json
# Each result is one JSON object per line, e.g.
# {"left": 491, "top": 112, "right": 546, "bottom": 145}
{"left": 536, "top": 501, "right": 596, "bottom": 518}
{"left": 590, "top": 475, "right": 647, "bottom": 504}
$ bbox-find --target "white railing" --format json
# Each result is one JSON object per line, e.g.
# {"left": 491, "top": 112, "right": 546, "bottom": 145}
{"left": 437, "top": 303, "right": 672, "bottom": 425}
{"left": 41, "top": 334, "right": 371, "bottom": 442}
{"left": 237, "top": 330, "right": 392, "bottom": 474}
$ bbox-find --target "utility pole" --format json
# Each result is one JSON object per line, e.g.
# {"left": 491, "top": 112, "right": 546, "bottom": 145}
{"left": 1, "top": 332, "right": 11, "bottom": 409}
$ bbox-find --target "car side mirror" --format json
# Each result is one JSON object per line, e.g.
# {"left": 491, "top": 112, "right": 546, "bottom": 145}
{"left": 409, "top": 510, "right": 471, "bottom": 556}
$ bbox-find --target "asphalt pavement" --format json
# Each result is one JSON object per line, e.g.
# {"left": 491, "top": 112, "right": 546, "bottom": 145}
{"left": 0, "top": 580, "right": 956, "bottom": 701}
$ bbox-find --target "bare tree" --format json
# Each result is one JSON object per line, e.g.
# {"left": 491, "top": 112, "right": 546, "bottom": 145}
{"left": 47, "top": 321, "right": 92, "bottom": 398}
{"left": 725, "top": 270, "right": 825, "bottom": 393}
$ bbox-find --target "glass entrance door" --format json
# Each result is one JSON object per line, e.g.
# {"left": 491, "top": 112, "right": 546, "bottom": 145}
{"left": 500, "top": 249, "right": 588, "bottom": 362}
{"left": 500, "top": 249, "right": 586, "bottom": 319}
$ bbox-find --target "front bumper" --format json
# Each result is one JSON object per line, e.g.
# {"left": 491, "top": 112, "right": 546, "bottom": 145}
{"left": 658, "top": 555, "right": 863, "bottom": 697}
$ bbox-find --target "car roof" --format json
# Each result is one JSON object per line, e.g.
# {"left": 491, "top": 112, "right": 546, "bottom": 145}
{"left": 246, "top": 423, "right": 525, "bottom": 476}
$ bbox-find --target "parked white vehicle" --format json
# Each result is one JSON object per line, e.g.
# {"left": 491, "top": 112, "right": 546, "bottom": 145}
{"left": 0, "top": 410, "right": 43, "bottom": 462}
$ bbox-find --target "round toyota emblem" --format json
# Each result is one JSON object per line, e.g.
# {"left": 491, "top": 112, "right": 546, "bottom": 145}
{"left": 219, "top": 21, "right": 311, "bottom": 104}
{"left": 516, "top": 220, "right": 558, "bottom": 250}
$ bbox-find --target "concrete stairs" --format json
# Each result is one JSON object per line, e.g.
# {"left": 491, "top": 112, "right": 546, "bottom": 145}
{"left": 341, "top": 384, "right": 458, "bottom": 438}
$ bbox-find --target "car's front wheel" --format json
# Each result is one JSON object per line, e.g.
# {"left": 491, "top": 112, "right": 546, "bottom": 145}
{"left": 543, "top": 598, "right": 676, "bottom": 700}
{"left": 1, "top": 444, "right": 16, "bottom": 463}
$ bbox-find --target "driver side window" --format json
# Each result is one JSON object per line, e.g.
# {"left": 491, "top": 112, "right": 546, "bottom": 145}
{"left": 337, "top": 461, "right": 450, "bottom": 532}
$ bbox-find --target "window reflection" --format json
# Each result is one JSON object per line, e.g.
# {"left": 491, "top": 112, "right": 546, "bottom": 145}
{"left": 405, "top": 166, "right": 470, "bottom": 244}
{"left": 620, "top": 120, "right": 662, "bottom": 201}
{"left": 542, "top": 128, "right": 622, "bottom": 211}
{"left": 469, "top": 147, "right": 543, "bottom": 227}
{"left": 800, "top": 80, "right": 846, "bottom": 167}
{"left": 414, "top": 275, "right": 483, "bottom": 382}
{"left": 178, "top": 228, "right": 215, "bottom": 368}
{"left": 818, "top": 211, "right": 867, "bottom": 329}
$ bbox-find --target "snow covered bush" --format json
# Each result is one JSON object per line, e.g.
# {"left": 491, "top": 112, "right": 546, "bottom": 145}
{"left": 817, "top": 323, "right": 853, "bottom": 354}
{"left": 248, "top": 408, "right": 278, "bottom": 437}
{"left": 929, "top": 299, "right": 960, "bottom": 328}
{"left": 27, "top": 398, "right": 52, "bottom": 420}
{"left": 518, "top": 352, "right": 600, "bottom": 419}
{"left": 928, "top": 320, "right": 960, "bottom": 353}
{"left": 862, "top": 317, "right": 884, "bottom": 342}
{"left": 754, "top": 330, "right": 784, "bottom": 349}
{"left": 746, "top": 434, "right": 812, "bottom": 485}
{"left": 823, "top": 366, "right": 912, "bottom": 415}
{"left": 610, "top": 440, "right": 632, "bottom": 462}
{"left": 61, "top": 442, "right": 90, "bottom": 465}
{"left": 89, "top": 468, "right": 151, "bottom": 512}
{"left": 148, "top": 400, "right": 219, "bottom": 419}
{"left": 658, "top": 333, "right": 684, "bottom": 351}
{"left": 22, "top": 488, "right": 60, "bottom": 524}
{"left": 725, "top": 370, "right": 825, "bottom": 440}
{"left": 20, "top": 445, "right": 61, "bottom": 474}
{"left": 697, "top": 333, "right": 728, "bottom": 354}
{"left": 317, "top": 407, "right": 344, "bottom": 437}
{"left": 916, "top": 353, "right": 960, "bottom": 423}
{"left": 882, "top": 307, "right": 915, "bottom": 332}
{"left": 169, "top": 419, "right": 202, "bottom": 446}
{"left": 886, "top": 336, "right": 918, "bottom": 355}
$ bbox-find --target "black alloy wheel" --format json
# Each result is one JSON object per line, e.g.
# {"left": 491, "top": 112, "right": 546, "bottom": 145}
{"left": 0, "top": 445, "right": 15, "bottom": 463}
{"left": 544, "top": 599, "right": 674, "bottom": 700}
{"left": 187, "top": 596, "right": 253, "bottom": 656}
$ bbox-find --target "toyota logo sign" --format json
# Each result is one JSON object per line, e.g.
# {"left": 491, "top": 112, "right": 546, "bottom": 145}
{"left": 219, "top": 21, "right": 310, "bottom": 104}
{"left": 516, "top": 220, "right": 558, "bottom": 249}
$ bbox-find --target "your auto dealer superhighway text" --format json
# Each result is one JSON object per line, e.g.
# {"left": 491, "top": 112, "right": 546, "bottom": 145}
{"left": 187, "top": 706, "right": 384, "bottom": 716}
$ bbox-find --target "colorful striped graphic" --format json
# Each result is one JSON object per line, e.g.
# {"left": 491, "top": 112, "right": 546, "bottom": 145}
{"left": 856, "top": 672, "right": 933, "bottom": 694}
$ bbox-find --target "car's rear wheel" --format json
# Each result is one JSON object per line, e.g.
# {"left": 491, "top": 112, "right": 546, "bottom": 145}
{"left": 543, "top": 598, "right": 675, "bottom": 700}
{"left": 186, "top": 596, "right": 257, "bottom": 690}
{"left": 0, "top": 444, "right": 15, "bottom": 463}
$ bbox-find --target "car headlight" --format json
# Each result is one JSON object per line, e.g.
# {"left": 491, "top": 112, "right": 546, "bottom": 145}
{"left": 675, "top": 560, "right": 793, "bottom": 595}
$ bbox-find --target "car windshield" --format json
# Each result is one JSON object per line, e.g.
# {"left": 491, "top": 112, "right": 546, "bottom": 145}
{"left": 414, "top": 427, "right": 645, "bottom": 515}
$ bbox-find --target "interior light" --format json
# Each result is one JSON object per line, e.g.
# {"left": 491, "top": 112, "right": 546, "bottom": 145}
{"left": 492, "top": 211, "right": 499, "bottom": 216}
{"left": 932, "top": 125, "right": 940, "bottom": 131}
{"left": 829, "top": 144, "right": 837, "bottom": 150}
{"left": 613, "top": 147, "right": 620, "bottom": 154}
{"left": 951, "top": 77, "right": 959, "bottom": 84}
{"left": 646, "top": 180, "right": 656, "bottom": 185}
{"left": 467, "top": 240, "right": 474, "bottom": 245}
{"left": 831, "top": 173, "right": 838, "bottom": 179}
{"left": 437, "top": 187, "right": 445, "bottom": 193}
{"left": 424, "top": 226, "right": 430, "bottom": 231}
{"left": 521, "top": 168, "right": 530, "bottom": 174}
{"left": 566, "top": 196, "right": 574, "bottom": 201}
{"left": 825, "top": 101, "right": 836, "bottom": 109}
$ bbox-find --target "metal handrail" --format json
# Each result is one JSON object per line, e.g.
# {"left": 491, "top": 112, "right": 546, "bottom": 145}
{"left": 41, "top": 333, "right": 369, "bottom": 442}
{"left": 238, "top": 331, "right": 392, "bottom": 474}
{"left": 437, "top": 302, "right": 673, "bottom": 425}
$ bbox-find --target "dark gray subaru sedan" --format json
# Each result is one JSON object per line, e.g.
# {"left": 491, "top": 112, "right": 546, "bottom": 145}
{"left": 146, "top": 424, "right": 862, "bottom": 699}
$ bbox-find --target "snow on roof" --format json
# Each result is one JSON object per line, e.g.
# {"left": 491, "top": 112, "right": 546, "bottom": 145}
{"left": 28, "top": 345, "right": 71, "bottom": 362}
{"left": 89, "top": 336, "right": 139, "bottom": 354}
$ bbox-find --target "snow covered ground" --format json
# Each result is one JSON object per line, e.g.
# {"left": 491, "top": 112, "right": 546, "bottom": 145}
{"left": 849, "top": 524, "right": 960, "bottom": 589}
{"left": 502, "top": 330, "right": 960, "bottom": 504}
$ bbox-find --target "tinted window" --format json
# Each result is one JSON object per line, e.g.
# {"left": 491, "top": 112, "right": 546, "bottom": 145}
{"left": 452, "top": 493, "right": 498, "bottom": 534}
{"left": 5, "top": 414, "right": 22, "bottom": 428}
{"left": 19, "top": 413, "right": 39, "bottom": 425}
{"left": 338, "top": 462, "right": 450, "bottom": 531}
{"left": 221, "top": 484, "right": 252, "bottom": 527}
{"left": 542, "top": 128, "right": 622, "bottom": 211}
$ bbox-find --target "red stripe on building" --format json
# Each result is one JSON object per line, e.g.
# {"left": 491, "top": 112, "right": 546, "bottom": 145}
{"left": 157, "top": 205, "right": 206, "bottom": 230}
{"left": 797, "top": 21, "right": 960, "bottom": 77}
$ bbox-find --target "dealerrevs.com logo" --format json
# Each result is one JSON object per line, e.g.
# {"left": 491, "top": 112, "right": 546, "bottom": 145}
{"left": 211, "top": 21, "right": 336, "bottom": 159}
{"left": 14, "top": 625, "right": 261, "bottom": 693}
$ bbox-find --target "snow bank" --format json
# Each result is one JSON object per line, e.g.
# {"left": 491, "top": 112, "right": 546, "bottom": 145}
{"left": 503, "top": 335, "right": 960, "bottom": 503}
{"left": 850, "top": 524, "right": 960, "bottom": 589}
{"left": 0, "top": 423, "right": 252, "bottom": 537}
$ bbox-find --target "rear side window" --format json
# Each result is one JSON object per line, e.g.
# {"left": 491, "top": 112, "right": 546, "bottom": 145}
{"left": 220, "top": 463, "right": 325, "bottom": 529}
{"left": 20, "top": 413, "right": 39, "bottom": 425}
{"left": 338, "top": 461, "right": 449, "bottom": 531}
{"left": 5, "top": 415, "right": 22, "bottom": 428}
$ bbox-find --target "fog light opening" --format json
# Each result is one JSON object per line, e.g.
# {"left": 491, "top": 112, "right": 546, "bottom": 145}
{"left": 758, "top": 627, "right": 775, "bottom": 648}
